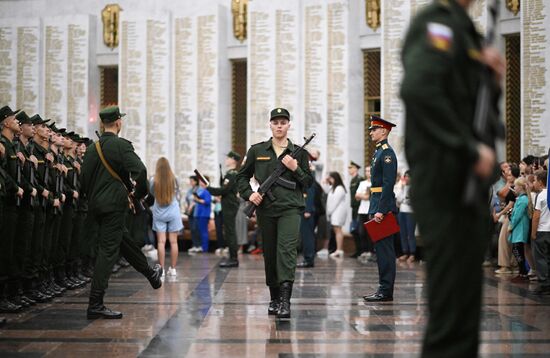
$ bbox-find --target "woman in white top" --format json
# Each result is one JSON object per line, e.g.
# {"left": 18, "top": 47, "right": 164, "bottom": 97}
{"left": 355, "top": 166, "right": 373, "bottom": 258}
{"left": 396, "top": 170, "right": 416, "bottom": 263}
{"left": 151, "top": 157, "right": 183, "bottom": 277}
{"left": 325, "top": 172, "right": 348, "bottom": 259}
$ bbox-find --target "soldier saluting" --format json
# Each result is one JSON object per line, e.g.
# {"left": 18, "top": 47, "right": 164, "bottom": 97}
{"left": 81, "top": 106, "right": 162, "bottom": 319}
{"left": 236, "top": 108, "right": 313, "bottom": 318}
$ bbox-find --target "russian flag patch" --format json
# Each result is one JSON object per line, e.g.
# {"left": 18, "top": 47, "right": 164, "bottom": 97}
{"left": 427, "top": 22, "right": 453, "bottom": 52}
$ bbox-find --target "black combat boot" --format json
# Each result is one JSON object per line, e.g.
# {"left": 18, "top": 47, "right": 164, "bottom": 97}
{"left": 146, "top": 264, "right": 163, "bottom": 289}
{"left": 86, "top": 289, "right": 122, "bottom": 319}
{"left": 276, "top": 281, "right": 293, "bottom": 319}
{"left": 268, "top": 286, "right": 279, "bottom": 315}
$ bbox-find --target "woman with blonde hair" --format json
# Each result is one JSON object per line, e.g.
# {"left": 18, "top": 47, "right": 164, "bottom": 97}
{"left": 151, "top": 157, "right": 183, "bottom": 277}
{"left": 509, "top": 177, "right": 534, "bottom": 282}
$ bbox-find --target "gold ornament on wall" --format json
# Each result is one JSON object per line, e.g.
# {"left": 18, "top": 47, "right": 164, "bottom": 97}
{"left": 232, "top": 0, "right": 247, "bottom": 42}
{"left": 506, "top": 0, "right": 520, "bottom": 16}
{"left": 102, "top": 4, "right": 122, "bottom": 49}
{"left": 366, "top": 0, "right": 381, "bottom": 31}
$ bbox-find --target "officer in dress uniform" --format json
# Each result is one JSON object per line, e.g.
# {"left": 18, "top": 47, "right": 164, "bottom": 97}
{"left": 363, "top": 115, "right": 398, "bottom": 303}
{"left": 400, "top": 0, "right": 503, "bottom": 356}
{"left": 236, "top": 107, "right": 313, "bottom": 319}
{"left": 208, "top": 150, "right": 242, "bottom": 268}
{"left": 81, "top": 106, "right": 162, "bottom": 319}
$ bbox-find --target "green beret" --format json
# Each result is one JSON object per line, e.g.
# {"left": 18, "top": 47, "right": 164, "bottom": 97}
{"left": 99, "top": 106, "right": 126, "bottom": 123}
{"left": 349, "top": 161, "right": 361, "bottom": 169}
{"left": 270, "top": 107, "right": 290, "bottom": 121}
{"left": 16, "top": 111, "right": 32, "bottom": 125}
{"left": 227, "top": 150, "right": 241, "bottom": 161}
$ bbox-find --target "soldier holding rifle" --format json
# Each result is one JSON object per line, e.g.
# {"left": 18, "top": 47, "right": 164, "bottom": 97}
{"left": 236, "top": 108, "right": 313, "bottom": 319}
{"left": 400, "top": 0, "right": 505, "bottom": 356}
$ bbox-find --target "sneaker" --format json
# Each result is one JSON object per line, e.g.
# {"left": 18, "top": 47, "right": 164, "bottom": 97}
{"left": 529, "top": 275, "right": 539, "bottom": 282}
{"left": 528, "top": 269, "right": 537, "bottom": 278}
{"left": 195, "top": 247, "right": 203, "bottom": 253}
{"left": 494, "top": 267, "right": 512, "bottom": 274}
{"left": 146, "top": 249, "right": 158, "bottom": 260}
{"left": 222, "top": 247, "right": 229, "bottom": 255}
{"left": 142, "top": 244, "right": 154, "bottom": 252}
{"left": 167, "top": 267, "right": 177, "bottom": 277}
{"left": 247, "top": 245, "right": 256, "bottom": 253}
{"left": 215, "top": 248, "right": 223, "bottom": 256}
{"left": 329, "top": 250, "right": 344, "bottom": 259}
{"left": 250, "top": 248, "right": 263, "bottom": 255}
{"left": 188, "top": 247, "right": 198, "bottom": 253}
{"left": 317, "top": 248, "right": 329, "bottom": 258}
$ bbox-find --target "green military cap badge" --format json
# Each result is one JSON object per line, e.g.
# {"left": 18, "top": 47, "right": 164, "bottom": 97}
{"left": 349, "top": 161, "right": 361, "bottom": 169}
{"left": 227, "top": 150, "right": 242, "bottom": 161}
{"left": 15, "top": 110, "right": 33, "bottom": 125}
{"left": 30, "top": 114, "right": 50, "bottom": 125}
{"left": 99, "top": 106, "right": 126, "bottom": 123}
{"left": 270, "top": 107, "right": 290, "bottom": 121}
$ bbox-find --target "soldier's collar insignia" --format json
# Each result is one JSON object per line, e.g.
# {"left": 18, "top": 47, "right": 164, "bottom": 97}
{"left": 384, "top": 156, "right": 392, "bottom": 164}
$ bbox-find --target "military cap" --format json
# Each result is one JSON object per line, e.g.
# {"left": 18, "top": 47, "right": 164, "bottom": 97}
{"left": 368, "top": 115, "right": 396, "bottom": 131}
{"left": 58, "top": 128, "right": 67, "bottom": 134}
{"left": 270, "top": 107, "right": 290, "bottom": 121}
{"left": 30, "top": 114, "right": 50, "bottom": 125}
{"left": 349, "top": 161, "right": 361, "bottom": 169}
{"left": 227, "top": 150, "right": 242, "bottom": 161}
{"left": 62, "top": 130, "right": 74, "bottom": 138}
{"left": 99, "top": 106, "right": 126, "bottom": 123}
{"left": 16, "top": 111, "right": 33, "bottom": 125}
{"left": 1, "top": 105, "right": 19, "bottom": 123}
{"left": 48, "top": 122, "right": 60, "bottom": 133}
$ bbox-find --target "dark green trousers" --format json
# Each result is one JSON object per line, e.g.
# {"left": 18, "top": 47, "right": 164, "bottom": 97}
{"left": 55, "top": 204, "right": 75, "bottom": 268}
{"left": 29, "top": 206, "right": 46, "bottom": 278}
{"left": 42, "top": 208, "right": 58, "bottom": 270}
{"left": 223, "top": 207, "right": 238, "bottom": 260}
{"left": 416, "top": 203, "right": 490, "bottom": 358}
{"left": 81, "top": 213, "right": 98, "bottom": 260}
{"left": 69, "top": 211, "right": 85, "bottom": 262}
{"left": 91, "top": 210, "right": 150, "bottom": 292}
{"left": 257, "top": 211, "right": 301, "bottom": 287}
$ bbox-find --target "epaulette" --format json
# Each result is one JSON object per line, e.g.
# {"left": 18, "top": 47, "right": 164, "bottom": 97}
{"left": 382, "top": 144, "right": 389, "bottom": 150}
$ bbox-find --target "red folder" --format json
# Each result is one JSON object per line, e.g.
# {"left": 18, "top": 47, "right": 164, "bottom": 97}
{"left": 363, "top": 212, "right": 400, "bottom": 243}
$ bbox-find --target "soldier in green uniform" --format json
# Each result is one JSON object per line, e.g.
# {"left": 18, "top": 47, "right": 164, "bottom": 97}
{"left": 29, "top": 114, "right": 56, "bottom": 300}
{"left": 348, "top": 161, "right": 364, "bottom": 257}
{"left": 236, "top": 107, "right": 313, "bottom": 318}
{"left": 81, "top": 106, "right": 162, "bottom": 319}
{"left": 401, "top": 0, "right": 504, "bottom": 356}
{"left": 208, "top": 150, "right": 242, "bottom": 268}
{"left": 0, "top": 106, "right": 25, "bottom": 312}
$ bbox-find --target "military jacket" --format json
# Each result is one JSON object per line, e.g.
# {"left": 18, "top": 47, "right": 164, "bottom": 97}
{"left": 207, "top": 168, "right": 239, "bottom": 212}
{"left": 32, "top": 141, "right": 54, "bottom": 207}
{"left": 236, "top": 138, "right": 313, "bottom": 217}
{"left": 0, "top": 134, "right": 24, "bottom": 205}
{"left": 401, "top": 0, "right": 485, "bottom": 205}
{"left": 63, "top": 154, "right": 78, "bottom": 208}
{"left": 81, "top": 132, "right": 147, "bottom": 214}
{"left": 19, "top": 139, "right": 38, "bottom": 208}
{"left": 350, "top": 175, "right": 363, "bottom": 218}
{"left": 368, "top": 139, "right": 397, "bottom": 215}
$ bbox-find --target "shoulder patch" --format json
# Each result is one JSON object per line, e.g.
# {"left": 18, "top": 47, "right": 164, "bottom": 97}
{"left": 384, "top": 155, "right": 393, "bottom": 164}
{"left": 427, "top": 22, "right": 453, "bottom": 52}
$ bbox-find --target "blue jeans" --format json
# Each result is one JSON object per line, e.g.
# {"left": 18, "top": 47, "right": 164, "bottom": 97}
{"left": 189, "top": 216, "right": 201, "bottom": 248}
{"left": 398, "top": 212, "right": 416, "bottom": 255}
{"left": 196, "top": 216, "right": 210, "bottom": 252}
{"left": 300, "top": 215, "right": 316, "bottom": 264}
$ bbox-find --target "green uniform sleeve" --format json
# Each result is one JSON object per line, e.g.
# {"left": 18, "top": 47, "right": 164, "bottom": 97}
{"left": 401, "top": 14, "right": 479, "bottom": 162}
{"left": 236, "top": 146, "right": 256, "bottom": 201}
{"left": 291, "top": 150, "right": 313, "bottom": 189}
{"left": 120, "top": 140, "right": 147, "bottom": 199}
{"left": 208, "top": 171, "right": 236, "bottom": 197}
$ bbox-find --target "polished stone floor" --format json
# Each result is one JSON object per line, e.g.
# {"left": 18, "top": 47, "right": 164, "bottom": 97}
{"left": 1, "top": 254, "right": 550, "bottom": 357}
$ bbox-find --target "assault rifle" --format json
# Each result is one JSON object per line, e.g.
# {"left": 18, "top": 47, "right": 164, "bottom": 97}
{"left": 14, "top": 137, "right": 22, "bottom": 207}
{"left": 28, "top": 139, "right": 36, "bottom": 207}
{"left": 243, "top": 133, "right": 316, "bottom": 218}
{"left": 463, "top": 0, "right": 505, "bottom": 205}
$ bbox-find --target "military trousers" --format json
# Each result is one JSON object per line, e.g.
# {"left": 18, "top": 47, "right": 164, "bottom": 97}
{"left": 69, "top": 211, "right": 85, "bottom": 263}
{"left": 258, "top": 211, "right": 301, "bottom": 287}
{"left": 416, "top": 202, "right": 489, "bottom": 358}
{"left": 2, "top": 204, "right": 19, "bottom": 279}
{"left": 373, "top": 231, "right": 397, "bottom": 296}
{"left": 28, "top": 206, "right": 46, "bottom": 278}
{"left": 55, "top": 204, "right": 75, "bottom": 269}
{"left": 223, "top": 207, "right": 238, "bottom": 260}
{"left": 81, "top": 213, "right": 98, "bottom": 260}
{"left": 42, "top": 208, "right": 60, "bottom": 270}
{"left": 14, "top": 205, "right": 35, "bottom": 279}
{"left": 90, "top": 210, "right": 150, "bottom": 292}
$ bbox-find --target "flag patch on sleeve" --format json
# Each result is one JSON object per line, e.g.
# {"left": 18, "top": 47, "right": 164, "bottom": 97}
{"left": 427, "top": 22, "right": 453, "bottom": 52}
